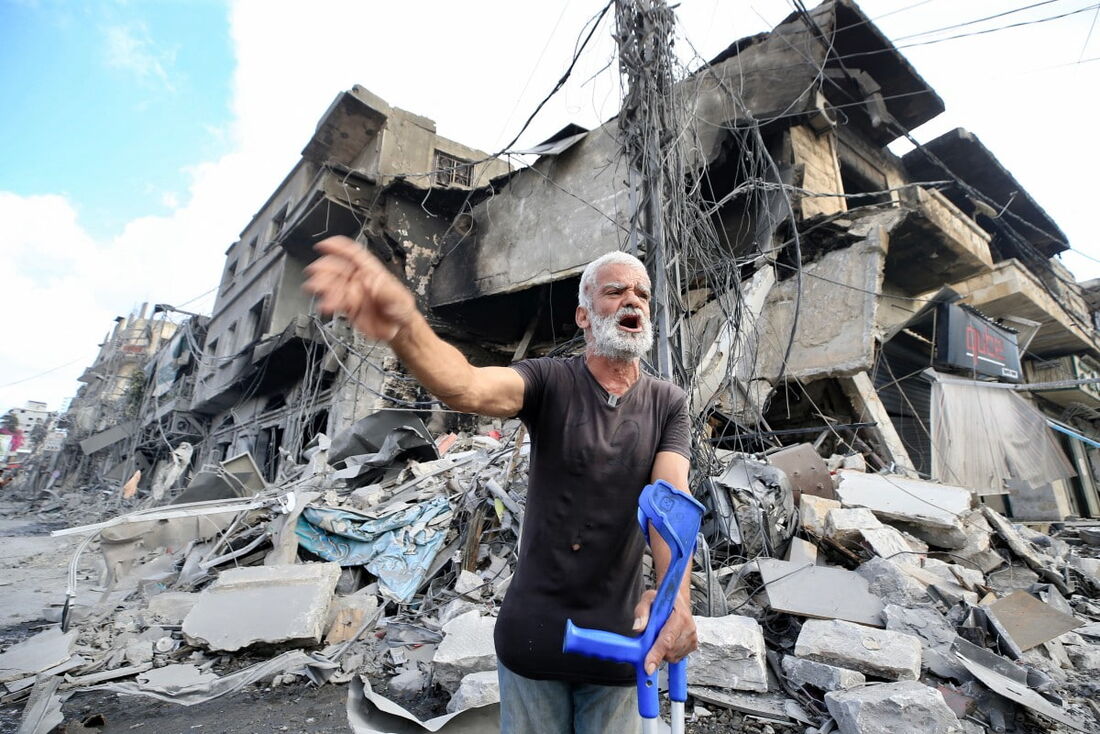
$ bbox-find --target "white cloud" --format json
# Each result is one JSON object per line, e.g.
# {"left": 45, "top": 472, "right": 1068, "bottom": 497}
{"left": 103, "top": 22, "right": 175, "bottom": 90}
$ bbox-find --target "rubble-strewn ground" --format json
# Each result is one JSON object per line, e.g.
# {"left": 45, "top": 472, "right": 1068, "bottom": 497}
{"left": 58, "top": 683, "right": 350, "bottom": 734}
{"left": 4, "top": 420, "right": 1100, "bottom": 734}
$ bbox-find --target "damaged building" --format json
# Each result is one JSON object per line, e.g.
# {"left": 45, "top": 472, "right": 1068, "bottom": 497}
{"left": 10, "top": 2, "right": 1100, "bottom": 733}
{"left": 46, "top": 3, "right": 1100, "bottom": 524}
{"left": 188, "top": 85, "right": 510, "bottom": 484}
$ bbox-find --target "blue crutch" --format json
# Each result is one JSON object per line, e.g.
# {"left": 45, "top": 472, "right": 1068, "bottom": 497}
{"left": 563, "top": 480, "right": 705, "bottom": 734}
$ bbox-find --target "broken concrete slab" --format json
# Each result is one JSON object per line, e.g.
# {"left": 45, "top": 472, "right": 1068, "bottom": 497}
{"left": 145, "top": 591, "right": 200, "bottom": 624}
{"left": 987, "top": 565, "right": 1041, "bottom": 596}
{"left": 981, "top": 506, "right": 1070, "bottom": 593}
{"left": 794, "top": 619, "right": 921, "bottom": 681}
{"left": 861, "top": 526, "right": 923, "bottom": 566}
{"left": 825, "top": 681, "right": 962, "bottom": 734}
{"left": 856, "top": 557, "right": 931, "bottom": 607}
{"left": 800, "top": 495, "right": 841, "bottom": 537}
{"left": 883, "top": 604, "right": 967, "bottom": 681}
{"left": 446, "top": 670, "right": 500, "bottom": 713}
{"left": 687, "top": 686, "right": 813, "bottom": 725}
{"left": 786, "top": 537, "right": 819, "bottom": 566}
{"left": 137, "top": 663, "right": 220, "bottom": 696}
{"left": 388, "top": 668, "right": 428, "bottom": 696}
{"left": 837, "top": 471, "right": 971, "bottom": 549}
{"left": 1067, "top": 644, "right": 1100, "bottom": 673}
{"left": 781, "top": 655, "right": 865, "bottom": 692}
{"left": 825, "top": 508, "right": 882, "bottom": 545}
{"left": 689, "top": 614, "right": 768, "bottom": 692}
{"left": 325, "top": 593, "right": 381, "bottom": 645}
{"left": 759, "top": 558, "right": 884, "bottom": 627}
{"left": 0, "top": 628, "right": 75, "bottom": 684}
{"left": 895, "top": 563, "right": 978, "bottom": 607}
{"left": 921, "top": 558, "right": 984, "bottom": 591}
{"left": 986, "top": 590, "right": 1083, "bottom": 651}
{"left": 16, "top": 674, "right": 64, "bottom": 734}
{"left": 432, "top": 611, "right": 497, "bottom": 693}
{"left": 182, "top": 562, "right": 342, "bottom": 651}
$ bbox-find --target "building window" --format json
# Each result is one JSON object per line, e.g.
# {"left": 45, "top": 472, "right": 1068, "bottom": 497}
{"left": 433, "top": 150, "right": 472, "bottom": 187}
{"left": 245, "top": 236, "right": 259, "bottom": 268}
{"left": 267, "top": 204, "right": 289, "bottom": 248}
{"left": 220, "top": 260, "right": 238, "bottom": 294}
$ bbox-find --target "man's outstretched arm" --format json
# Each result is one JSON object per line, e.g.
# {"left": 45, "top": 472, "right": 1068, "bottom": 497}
{"left": 304, "top": 236, "right": 524, "bottom": 417}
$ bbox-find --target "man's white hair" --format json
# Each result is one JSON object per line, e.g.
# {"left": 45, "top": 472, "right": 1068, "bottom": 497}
{"left": 577, "top": 251, "right": 648, "bottom": 311}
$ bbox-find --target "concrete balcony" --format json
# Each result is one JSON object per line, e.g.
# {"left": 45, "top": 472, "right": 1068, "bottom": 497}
{"left": 951, "top": 259, "right": 1099, "bottom": 357}
{"left": 1025, "top": 354, "right": 1100, "bottom": 418}
{"left": 885, "top": 186, "right": 993, "bottom": 294}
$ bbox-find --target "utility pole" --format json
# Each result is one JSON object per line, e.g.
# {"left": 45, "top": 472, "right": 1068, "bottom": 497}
{"left": 614, "top": 0, "right": 681, "bottom": 382}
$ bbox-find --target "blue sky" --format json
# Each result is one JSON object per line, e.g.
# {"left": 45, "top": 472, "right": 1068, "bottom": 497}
{"left": 1, "top": 0, "right": 1098, "bottom": 414}
{"left": 0, "top": 0, "right": 234, "bottom": 240}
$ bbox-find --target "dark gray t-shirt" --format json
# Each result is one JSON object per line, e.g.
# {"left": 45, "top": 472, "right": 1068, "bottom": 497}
{"left": 493, "top": 355, "right": 691, "bottom": 685}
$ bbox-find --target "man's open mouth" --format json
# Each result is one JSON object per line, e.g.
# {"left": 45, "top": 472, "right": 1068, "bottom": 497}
{"left": 617, "top": 312, "right": 642, "bottom": 332}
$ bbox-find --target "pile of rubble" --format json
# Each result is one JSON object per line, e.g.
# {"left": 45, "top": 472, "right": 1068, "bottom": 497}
{"left": 3, "top": 410, "right": 1100, "bottom": 734}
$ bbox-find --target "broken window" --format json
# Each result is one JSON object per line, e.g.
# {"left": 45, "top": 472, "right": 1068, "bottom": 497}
{"left": 267, "top": 204, "right": 289, "bottom": 248}
{"left": 222, "top": 323, "right": 237, "bottom": 367}
{"left": 247, "top": 299, "right": 266, "bottom": 342}
{"left": 433, "top": 150, "right": 472, "bottom": 187}
{"left": 219, "top": 259, "right": 238, "bottom": 295}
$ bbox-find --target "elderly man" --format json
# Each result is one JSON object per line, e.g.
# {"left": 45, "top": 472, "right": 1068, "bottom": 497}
{"left": 304, "top": 237, "right": 695, "bottom": 734}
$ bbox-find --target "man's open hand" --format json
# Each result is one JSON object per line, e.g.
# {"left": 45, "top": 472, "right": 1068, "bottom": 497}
{"left": 303, "top": 236, "right": 418, "bottom": 342}
{"left": 632, "top": 589, "right": 697, "bottom": 675}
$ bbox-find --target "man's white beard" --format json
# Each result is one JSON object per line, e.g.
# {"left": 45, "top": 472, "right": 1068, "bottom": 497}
{"left": 589, "top": 306, "right": 653, "bottom": 360}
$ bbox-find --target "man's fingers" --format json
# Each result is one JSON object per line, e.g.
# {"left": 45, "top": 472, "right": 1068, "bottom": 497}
{"left": 632, "top": 590, "right": 656, "bottom": 631}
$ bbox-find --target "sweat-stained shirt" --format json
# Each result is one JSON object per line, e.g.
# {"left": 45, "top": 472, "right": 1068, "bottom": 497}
{"left": 493, "top": 355, "right": 692, "bottom": 685}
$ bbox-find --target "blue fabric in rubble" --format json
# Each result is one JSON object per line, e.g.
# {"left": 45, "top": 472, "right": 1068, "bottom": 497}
{"left": 295, "top": 497, "right": 452, "bottom": 602}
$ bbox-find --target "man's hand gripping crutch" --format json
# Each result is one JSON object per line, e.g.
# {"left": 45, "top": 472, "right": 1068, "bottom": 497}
{"left": 563, "top": 480, "right": 705, "bottom": 734}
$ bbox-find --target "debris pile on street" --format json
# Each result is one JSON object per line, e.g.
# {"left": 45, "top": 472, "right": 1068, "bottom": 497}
{"left": 4, "top": 415, "right": 1100, "bottom": 734}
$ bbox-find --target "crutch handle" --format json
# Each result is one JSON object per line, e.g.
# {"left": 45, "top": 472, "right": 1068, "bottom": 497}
{"left": 563, "top": 480, "right": 704, "bottom": 721}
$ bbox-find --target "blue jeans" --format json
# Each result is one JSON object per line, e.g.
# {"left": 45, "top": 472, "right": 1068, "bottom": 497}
{"left": 497, "top": 663, "right": 641, "bottom": 734}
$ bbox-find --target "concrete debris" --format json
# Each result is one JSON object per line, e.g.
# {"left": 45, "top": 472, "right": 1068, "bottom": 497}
{"left": 781, "top": 655, "right": 865, "bottom": 691}
{"left": 145, "top": 591, "right": 200, "bottom": 624}
{"left": 182, "top": 562, "right": 342, "bottom": 651}
{"left": 431, "top": 611, "right": 497, "bottom": 693}
{"left": 0, "top": 628, "right": 75, "bottom": 684}
{"left": 824, "top": 507, "right": 883, "bottom": 545}
{"left": 882, "top": 604, "right": 968, "bottom": 681}
{"left": 388, "top": 668, "right": 428, "bottom": 696}
{"left": 794, "top": 619, "right": 922, "bottom": 681}
{"left": 856, "top": 557, "right": 932, "bottom": 607}
{"left": 800, "top": 495, "right": 841, "bottom": 537}
{"left": 825, "top": 681, "right": 963, "bottom": 734}
{"left": 759, "top": 558, "right": 884, "bottom": 627}
{"left": 953, "top": 639, "right": 1092, "bottom": 731}
{"left": 16, "top": 674, "right": 64, "bottom": 734}
{"left": 836, "top": 472, "right": 971, "bottom": 549}
{"left": 688, "top": 614, "right": 768, "bottom": 692}
{"left": 446, "top": 670, "right": 500, "bottom": 713}
{"left": 325, "top": 592, "right": 381, "bottom": 645}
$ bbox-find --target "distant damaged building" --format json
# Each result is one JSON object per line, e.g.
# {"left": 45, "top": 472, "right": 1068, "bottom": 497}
{"left": 188, "top": 86, "right": 510, "bottom": 482}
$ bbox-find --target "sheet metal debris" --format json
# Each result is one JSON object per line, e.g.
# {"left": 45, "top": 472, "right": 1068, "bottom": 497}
{"left": 954, "top": 640, "right": 1091, "bottom": 731}
{"left": 985, "top": 589, "right": 1083, "bottom": 651}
